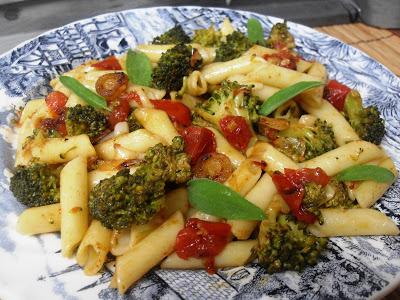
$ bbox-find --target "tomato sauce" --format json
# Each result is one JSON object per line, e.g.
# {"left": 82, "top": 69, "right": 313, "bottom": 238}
{"left": 175, "top": 218, "right": 231, "bottom": 274}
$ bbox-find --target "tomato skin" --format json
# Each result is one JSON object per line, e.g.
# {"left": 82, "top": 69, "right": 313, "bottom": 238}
{"left": 175, "top": 218, "right": 231, "bottom": 274}
{"left": 181, "top": 126, "right": 216, "bottom": 164}
{"left": 40, "top": 115, "right": 67, "bottom": 137}
{"left": 324, "top": 80, "right": 351, "bottom": 111}
{"left": 91, "top": 56, "right": 122, "bottom": 70}
{"left": 263, "top": 50, "right": 299, "bottom": 70}
{"left": 45, "top": 91, "right": 68, "bottom": 115}
{"left": 108, "top": 98, "right": 131, "bottom": 128}
{"left": 150, "top": 100, "right": 192, "bottom": 127}
{"left": 120, "top": 92, "right": 142, "bottom": 106}
{"left": 272, "top": 167, "right": 330, "bottom": 224}
{"left": 219, "top": 116, "right": 253, "bottom": 151}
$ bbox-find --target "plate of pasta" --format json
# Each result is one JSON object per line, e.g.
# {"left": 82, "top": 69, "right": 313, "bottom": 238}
{"left": 0, "top": 5, "right": 400, "bottom": 300}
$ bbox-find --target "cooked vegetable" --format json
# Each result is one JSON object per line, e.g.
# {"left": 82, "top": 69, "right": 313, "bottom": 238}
{"left": 273, "top": 119, "right": 337, "bottom": 162}
{"left": 258, "top": 81, "right": 323, "bottom": 116}
{"left": 324, "top": 79, "right": 351, "bottom": 111}
{"left": 10, "top": 163, "right": 60, "bottom": 207}
{"left": 45, "top": 91, "right": 68, "bottom": 115}
{"left": 265, "top": 21, "right": 295, "bottom": 50}
{"left": 126, "top": 50, "right": 153, "bottom": 87}
{"left": 336, "top": 165, "right": 395, "bottom": 183}
{"left": 59, "top": 76, "right": 109, "bottom": 111}
{"left": 256, "top": 213, "right": 328, "bottom": 273}
{"left": 343, "top": 90, "right": 385, "bottom": 145}
{"left": 215, "top": 31, "right": 252, "bottom": 62}
{"left": 195, "top": 80, "right": 259, "bottom": 127}
{"left": 150, "top": 100, "right": 192, "bottom": 126}
{"left": 247, "top": 18, "right": 265, "bottom": 45}
{"left": 92, "top": 56, "right": 122, "bottom": 70}
{"left": 181, "top": 126, "right": 217, "bottom": 165}
{"left": 89, "top": 136, "right": 191, "bottom": 229}
{"left": 219, "top": 115, "right": 253, "bottom": 151}
{"left": 152, "top": 25, "right": 191, "bottom": 45}
{"left": 192, "top": 25, "right": 222, "bottom": 47}
{"left": 95, "top": 72, "right": 128, "bottom": 101}
{"left": 65, "top": 104, "right": 108, "bottom": 139}
{"left": 152, "top": 43, "right": 202, "bottom": 92}
{"left": 188, "top": 178, "right": 266, "bottom": 220}
{"left": 193, "top": 152, "right": 234, "bottom": 183}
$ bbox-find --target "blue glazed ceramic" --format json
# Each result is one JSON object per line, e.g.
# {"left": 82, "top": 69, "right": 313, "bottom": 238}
{"left": 0, "top": 6, "right": 399, "bottom": 300}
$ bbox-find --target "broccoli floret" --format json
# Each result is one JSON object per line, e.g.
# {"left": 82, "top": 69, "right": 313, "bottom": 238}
{"left": 10, "top": 163, "right": 60, "bottom": 207}
{"left": 89, "top": 136, "right": 191, "bottom": 229}
{"left": 215, "top": 31, "right": 252, "bottom": 62}
{"left": 256, "top": 213, "right": 328, "bottom": 273}
{"left": 192, "top": 25, "right": 222, "bottom": 47}
{"left": 66, "top": 105, "right": 108, "bottom": 139}
{"left": 273, "top": 119, "right": 337, "bottom": 162}
{"left": 127, "top": 111, "right": 143, "bottom": 132}
{"left": 195, "top": 81, "right": 259, "bottom": 127}
{"left": 152, "top": 25, "right": 191, "bottom": 45}
{"left": 265, "top": 21, "right": 296, "bottom": 50}
{"left": 302, "top": 179, "right": 355, "bottom": 224}
{"left": 152, "top": 43, "right": 202, "bottom": 92}
{"left": 343, "top": 90, "right": 385, "bottom": 145}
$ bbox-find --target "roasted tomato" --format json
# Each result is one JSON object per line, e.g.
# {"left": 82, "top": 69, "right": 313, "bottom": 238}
{"left": 150, "top": 100, "right": 192, "bottom": 127}
{"left": 108, "top": 98, "right": 132, "bottom": 128}
{"left": 193, "top": 152, "right": 234, "bottom": 183}
{"left": 92, "top": 56, "right": 122, "bottom": 70}
{"left": 175, "top": 218, "right": 231, "bottom": 274}
{"left": 263, "top": 50, "right": 299, "bottom": 70}
{"left": 95, "top": 72, "right": 128, "bottom": 101}
{"left": 45, "top": 91, "right": 68, "bottom": 116}
{"left": 219, "top": 116, "right": 253, "bottom": 151}
{"left": 180, "top": 126, "right": 217, "bottom": 165}
{"left": 324, "top": 80, "right": 351, "bottom": 111}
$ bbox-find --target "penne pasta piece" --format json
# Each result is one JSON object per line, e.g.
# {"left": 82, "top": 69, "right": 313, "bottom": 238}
{"left": 307, "top": 61, "right": 327, "bottom": 82}
{"left": 224, "top": 158, "right": 262, "bottom": 196}
{"left": 16, "top": 203, "right": 61, "bottom": 235}
{"left": 161, "top": 240, "right": 257, "bottom": 269}
{"left": 136, "top": 44, "right": 174, "bottom": 62}
{"left": 60, "top": 156, "right": 89, "bottom": 257}
{"left": 114, "top": 211, "right": 184, "bottom": 294}
{"left": 88, "top": 169, "right": 119, "bottom": 190}
{"left": 186, "top": 70, "right": 208, "bottom": 96}
{"left": 126, "top": 83, "right": 166, "bottom": 103}
{"left": 247, "top": 142, "right": 299, "bottom": 172}
{"left": 201, "top": 55, "right": 266, "bottom": 84}
{"left": 228, "top": 173, "right": 277, "bottom": 240}
{"left": 301, "top": 99, "right": 359, "bottom": 145}
{"left": 181, "top": 94, "right": 203, "bottom": 110}
{"left": 296, "top": 59, "right": 314, "bottom": 73}
{"left": 308, "top": 208, "right": 399, "bottom": 237}
{"left": 76, "top": 220, "right": 112, "bottom": 275}
{"left": 95, "top": 129, "right": 162, "bottom": 161}
{"left": 65, "top": 93, "right": 87, "bottom": 107}
{"left": 110, "top": 228, "right": 131, "bottom": 256}
{"left": 353, "top": 158, "right": 398, "bottom": 208}
{"left": 15, "top": 99, "right": 52, "bottom": 166}
{"left": 226, "top": 74, "right": 280, "bottom": 100}
{"left": 134, "top": 108, "right": 180, "bottom": 144}
{"left": 206, "top": 127, "right": 245, "bottom": 168}
{"left": 300, "top": 140, "right": 384, "bottom": 176}
{"left": 30, "top": 134, "right": 96, "bottom": 164}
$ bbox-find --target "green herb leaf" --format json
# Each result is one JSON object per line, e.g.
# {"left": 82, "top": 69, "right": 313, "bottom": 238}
{"left": 336, "top": 165, "right": 395, "bottom": 183}
{"left": 259, "top": 81, "right": 324, "bottom": 116}
{"left": 188, "top": 178, "right": 266, "bottom": 220}
{"left": 247, "top": 18, "right": 265, "bottom": 45}
{"left": 126, "top": 50, "right": 153, "bottom": 87}
{"left": 59, "top": 76, "right": 110, "bottom": 111}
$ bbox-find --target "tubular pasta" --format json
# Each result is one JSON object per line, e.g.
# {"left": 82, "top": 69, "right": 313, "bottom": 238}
{"left": 186, "top": 70, "right": 208, "bottom": 96}
{"left": 161, "top": 240, "right": 257, "bottom": 269}
{"left": 76, "top": 220, "right": 112, "bottom": 275}
{"left": 301, "top": 99, "right": 359, "bottom": 145}
{"left": 114, "top": 211, "right": 184, "bottom": 294}
{"left": 60, "top": 156, "right": 89, "bottom": 257}
{"left": 353, "top": 158, "right": 398, "bottom": 208}
{"left": 308, "top": 208, "right": 399, "bottom": 237}
{"left": 224, "top": 158, "right": 262, "bottom": 196}
{"left": 300, "top": 140, "right": 384, "bottom": 176}
{"left": 17, "top": 203, "right": 61, "bottom": 235}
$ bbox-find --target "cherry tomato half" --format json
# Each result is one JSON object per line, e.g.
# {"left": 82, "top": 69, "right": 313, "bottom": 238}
{"left": 150, "top": 100, "right": 192, "bottom": 127}
{"left": 324, "top": 80, "right": 351, "bottom": 111}
{"left": 181, "top": 126, "right": 216, "bottom": 165}
{"left": 92, "top": 56, "right": 122, "bottom": 70}
{"left": 219, "top": 115, "right": 252, "bottom": 151}
{"left": 45, "top": 91, "right": 68, "bottom": 116}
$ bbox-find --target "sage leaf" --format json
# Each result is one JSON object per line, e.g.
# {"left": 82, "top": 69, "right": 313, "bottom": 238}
{"left": 126, "top": 49, "right": 152, "bottom": 87}
{"left": 247, "top": 18, "right": 265, "bottom": 45}
{"left": 188, "top": 178, "right": 266, "bottom": 220}
{"left": 336, "top": 165, "right": 395, "bottom": 183}
{"left": 259, "top": 81, "right": 324, "bottom": 116}
{"left": 59, "top": 76, "right": 110, "bottom": 111}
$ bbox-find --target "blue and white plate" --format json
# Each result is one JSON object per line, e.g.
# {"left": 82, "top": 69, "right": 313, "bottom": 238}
{"left": 0, "top": 6, "right": 399, "bottom": 300}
